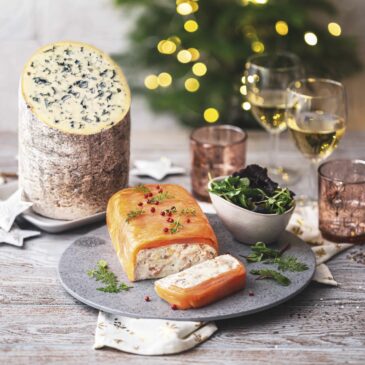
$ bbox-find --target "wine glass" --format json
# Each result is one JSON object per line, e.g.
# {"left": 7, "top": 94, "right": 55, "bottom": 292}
{"left": 286, "top": 78, "right": 347, "bottom": 201}
{"left": 245, "top": 52, "right": 303, "bottom": 185}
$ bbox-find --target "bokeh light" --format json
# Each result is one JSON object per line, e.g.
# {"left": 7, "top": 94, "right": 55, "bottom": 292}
{"left": 275, "top": 21, "right": 289, "bottom": 36}
{"left": 177, "top": 49, "right": 192, "bottom": 63}
{"left": 192, "top": 62, "right": 207, "bottom": 76}
{"left": 247, "top": 75, "right": 255, "bottom": 83}
{"left": 158, "top": 72, "right": 172, "bottom": 87}
{"left": 241, "top": 0, "right": 268, "bottom": 5}
{"left": 157, "top": 40, "right": 176, "bottom": 54}
{"left": 190, "top": 1, "right": 199, "bottom": 13}
{"left": 185, "top": 78, "right": 200, "bottom": 92}
{"left": 242, "top": 101, "right": 251, "bottom": 110}
{"left": 188, "top": 48, "right": 200, "bottom": 61}
{"left": 304, "top": 32, "right": 318, "bottom": 46}
{"left": 184, "top": 20, "right": 198, "bottom": 32}
{"left": 168, "top": 36, "right": 181, "bottom": 46}
{"left": 203, "top": 108, "right": 219, "bottom": 123}
{"left": 176, "top": 2, "right": 192, "bottom": 15}
{"left": 144, "top": 75, "right": 159, "bottom": 90}
{"left": 240, "top": 85, "right": 247, "bottom": 95}
{"left": 251, "top": 41, "right": 265, "bottom": 53}
{"left": 328, "top": 22, "right": 341, "bottom": 37}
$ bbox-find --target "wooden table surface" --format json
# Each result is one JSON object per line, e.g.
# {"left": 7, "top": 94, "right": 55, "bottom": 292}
{"left": 0, "top": 130, "right": 364, "bottom": 365}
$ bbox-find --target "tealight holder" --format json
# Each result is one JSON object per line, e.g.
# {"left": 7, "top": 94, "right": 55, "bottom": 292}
{"left": 190, "top": 125, "right": 247, "bottom": 201}
{"left": 318, "top": 159, "right": 365, "bottom": 243}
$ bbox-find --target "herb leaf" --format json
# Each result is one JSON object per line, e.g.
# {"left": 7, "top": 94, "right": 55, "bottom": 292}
{"left": 265, "top": 256, "right": 309, "bottom": 272}
{"left": 87, "top": 260, "right": 132, "bottom": 293}
{"left": 150, "top": 191, "right": 174, "bottom": 203}
{"left": 134, "top": 184, "right": 151, "bottom": 194}
{"left": 250, "top": 269, "right": 291, "bottom": 286}
{"left": 126, "top": 209, "right": 145, "bottom": 223}
{"left": 243, "top": 241, "right": 284, "bottom": 262}
{"left": 180, "top": 208, "right": 196, "bottom": 216}
{"left": 170, "top": 217, "right": 183, "bottom": 234}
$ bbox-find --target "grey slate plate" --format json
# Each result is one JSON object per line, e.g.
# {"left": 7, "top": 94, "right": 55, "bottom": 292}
{"left": 58, "top": 214, "right": 315, "bottom": 321}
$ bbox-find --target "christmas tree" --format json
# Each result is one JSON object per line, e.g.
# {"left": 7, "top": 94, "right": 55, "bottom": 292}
{"left": 114, "top": 0, "right": 361, "bottom": 128}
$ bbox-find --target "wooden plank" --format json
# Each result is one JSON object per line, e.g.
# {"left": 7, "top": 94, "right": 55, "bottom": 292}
{"left": 1, "top": 131, "right": 365, "bottom": 364}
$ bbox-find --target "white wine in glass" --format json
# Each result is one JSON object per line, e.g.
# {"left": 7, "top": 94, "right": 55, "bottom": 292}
{"left": 286, "top": 78, "right": 347, "bottom": 200}
{"left": 287, "top": 112, "right": 346, "bottom": 161}
{"left": 249, "top": 90, "right": 287, "bottom": 133}
{"left": 246, "top": 52, "right": 303, "bottom": 184}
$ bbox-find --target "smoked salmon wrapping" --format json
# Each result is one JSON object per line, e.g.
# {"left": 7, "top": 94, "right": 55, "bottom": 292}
{"left": 154, "top": 255, "right": 246, "bottom": 310}
{"left": 106, "top": 184, "right": 218, "bottom": 282}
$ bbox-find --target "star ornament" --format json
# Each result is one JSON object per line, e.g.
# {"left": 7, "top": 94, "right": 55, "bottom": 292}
{"left": 130, "top": 157, "right": 185, "bottom": 181}
{"left": 0, "top": 224, "right": 40, "bottom": 247}
{"left": 0, "top": 189, "right": 33, "bottom": 232}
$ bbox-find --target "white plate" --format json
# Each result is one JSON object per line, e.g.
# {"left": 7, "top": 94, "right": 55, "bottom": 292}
{"left": 0, "top": 181, "right": 105, "bottom": 233}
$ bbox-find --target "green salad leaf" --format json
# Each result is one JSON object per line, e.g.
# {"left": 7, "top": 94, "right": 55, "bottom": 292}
{"left": 209, "top": 165, "right": 294, "bottom": 214}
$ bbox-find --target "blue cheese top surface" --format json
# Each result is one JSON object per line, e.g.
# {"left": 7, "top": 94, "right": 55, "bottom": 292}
{"left": 21, "top": 41, "right": 131, "bottom": 135}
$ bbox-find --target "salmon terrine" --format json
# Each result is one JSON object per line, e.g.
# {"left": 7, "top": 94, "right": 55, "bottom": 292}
{"left": 107, "top": 184, "right": 218, "bottom": 281}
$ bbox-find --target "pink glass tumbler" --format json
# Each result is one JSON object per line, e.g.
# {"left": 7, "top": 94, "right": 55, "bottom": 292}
{"left": 318, "top": 159, "right": 365, "bottom": 243}
{"left": 190, "top": 125, "right": 247, "bottom": 201}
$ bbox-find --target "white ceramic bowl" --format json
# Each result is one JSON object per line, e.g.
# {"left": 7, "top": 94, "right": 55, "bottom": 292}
{"left": 208, "top": 177, "right": 295, "bottom": 245}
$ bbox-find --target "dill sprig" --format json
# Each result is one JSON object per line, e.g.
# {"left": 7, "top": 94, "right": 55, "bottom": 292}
{"left": 170, "top": 217, "right": 183, "bottom": 234}
{"left": 126, "top": 209, "right": 145, "bottom": 223}
{"left": 250, "top": 268, "right": 291, "bottom": 286}
{"left": 87, "top": 259, "right": 132, "bottom": 293}
{"left": 134, "top": 184, "right": 151, "bottom": 194}
{"left": 242, "top": 242, "right": 308, "bottom": 272}
{"left": 162, "top": 206, "right": 177, "bottom": 215}
{"left": 150, "top": 191, "right": 174, "bottom": 203}
{"left": 242, "top": 241, "right": 286, "bottom": 262}
{"left": 180, "top": 207, "right": 196, "bottom": 216}
{"left": 265, "top": 256, "right": 309, "bottom": 272}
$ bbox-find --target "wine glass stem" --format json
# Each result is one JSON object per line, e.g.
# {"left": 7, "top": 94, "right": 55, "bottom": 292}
{"left": 308, "top": 160, "right": 319, "bottom": 201}
{"left": 269, "top": 132, "right": 280, "bottom": 170}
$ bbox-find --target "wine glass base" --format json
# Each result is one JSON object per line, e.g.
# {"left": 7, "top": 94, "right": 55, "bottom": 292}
{"left": 295, "top": 196, "right": 317, "bottom": 207}
{"left": 267, "top": 166, "right": 301, "bottom": 186}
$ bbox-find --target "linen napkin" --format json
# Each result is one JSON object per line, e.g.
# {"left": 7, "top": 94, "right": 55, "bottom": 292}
{"left": 94, "top": 312, "right": 217, "bottom": 355}
{"left": 287, "top": 202, "right": 353, "bottom": 286}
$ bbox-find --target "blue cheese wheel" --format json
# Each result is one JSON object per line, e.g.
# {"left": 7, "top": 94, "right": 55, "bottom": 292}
{"left": 19, "top": 41, "right": 131, "bottom": 220}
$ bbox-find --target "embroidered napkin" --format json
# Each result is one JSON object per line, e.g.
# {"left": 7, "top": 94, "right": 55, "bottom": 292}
{"left": 130, "top": 157, "right": 185, "bottom": 181}
{"left": 94, "top": 312, "right": 217, "bottom": 355}
{"left": 287, "top": 202, "right": 353, "bottom": 286}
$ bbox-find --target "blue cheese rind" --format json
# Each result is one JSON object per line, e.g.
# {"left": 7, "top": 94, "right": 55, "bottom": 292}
{"left": 19, "top": 41, "right": 131, "bottom": 220}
